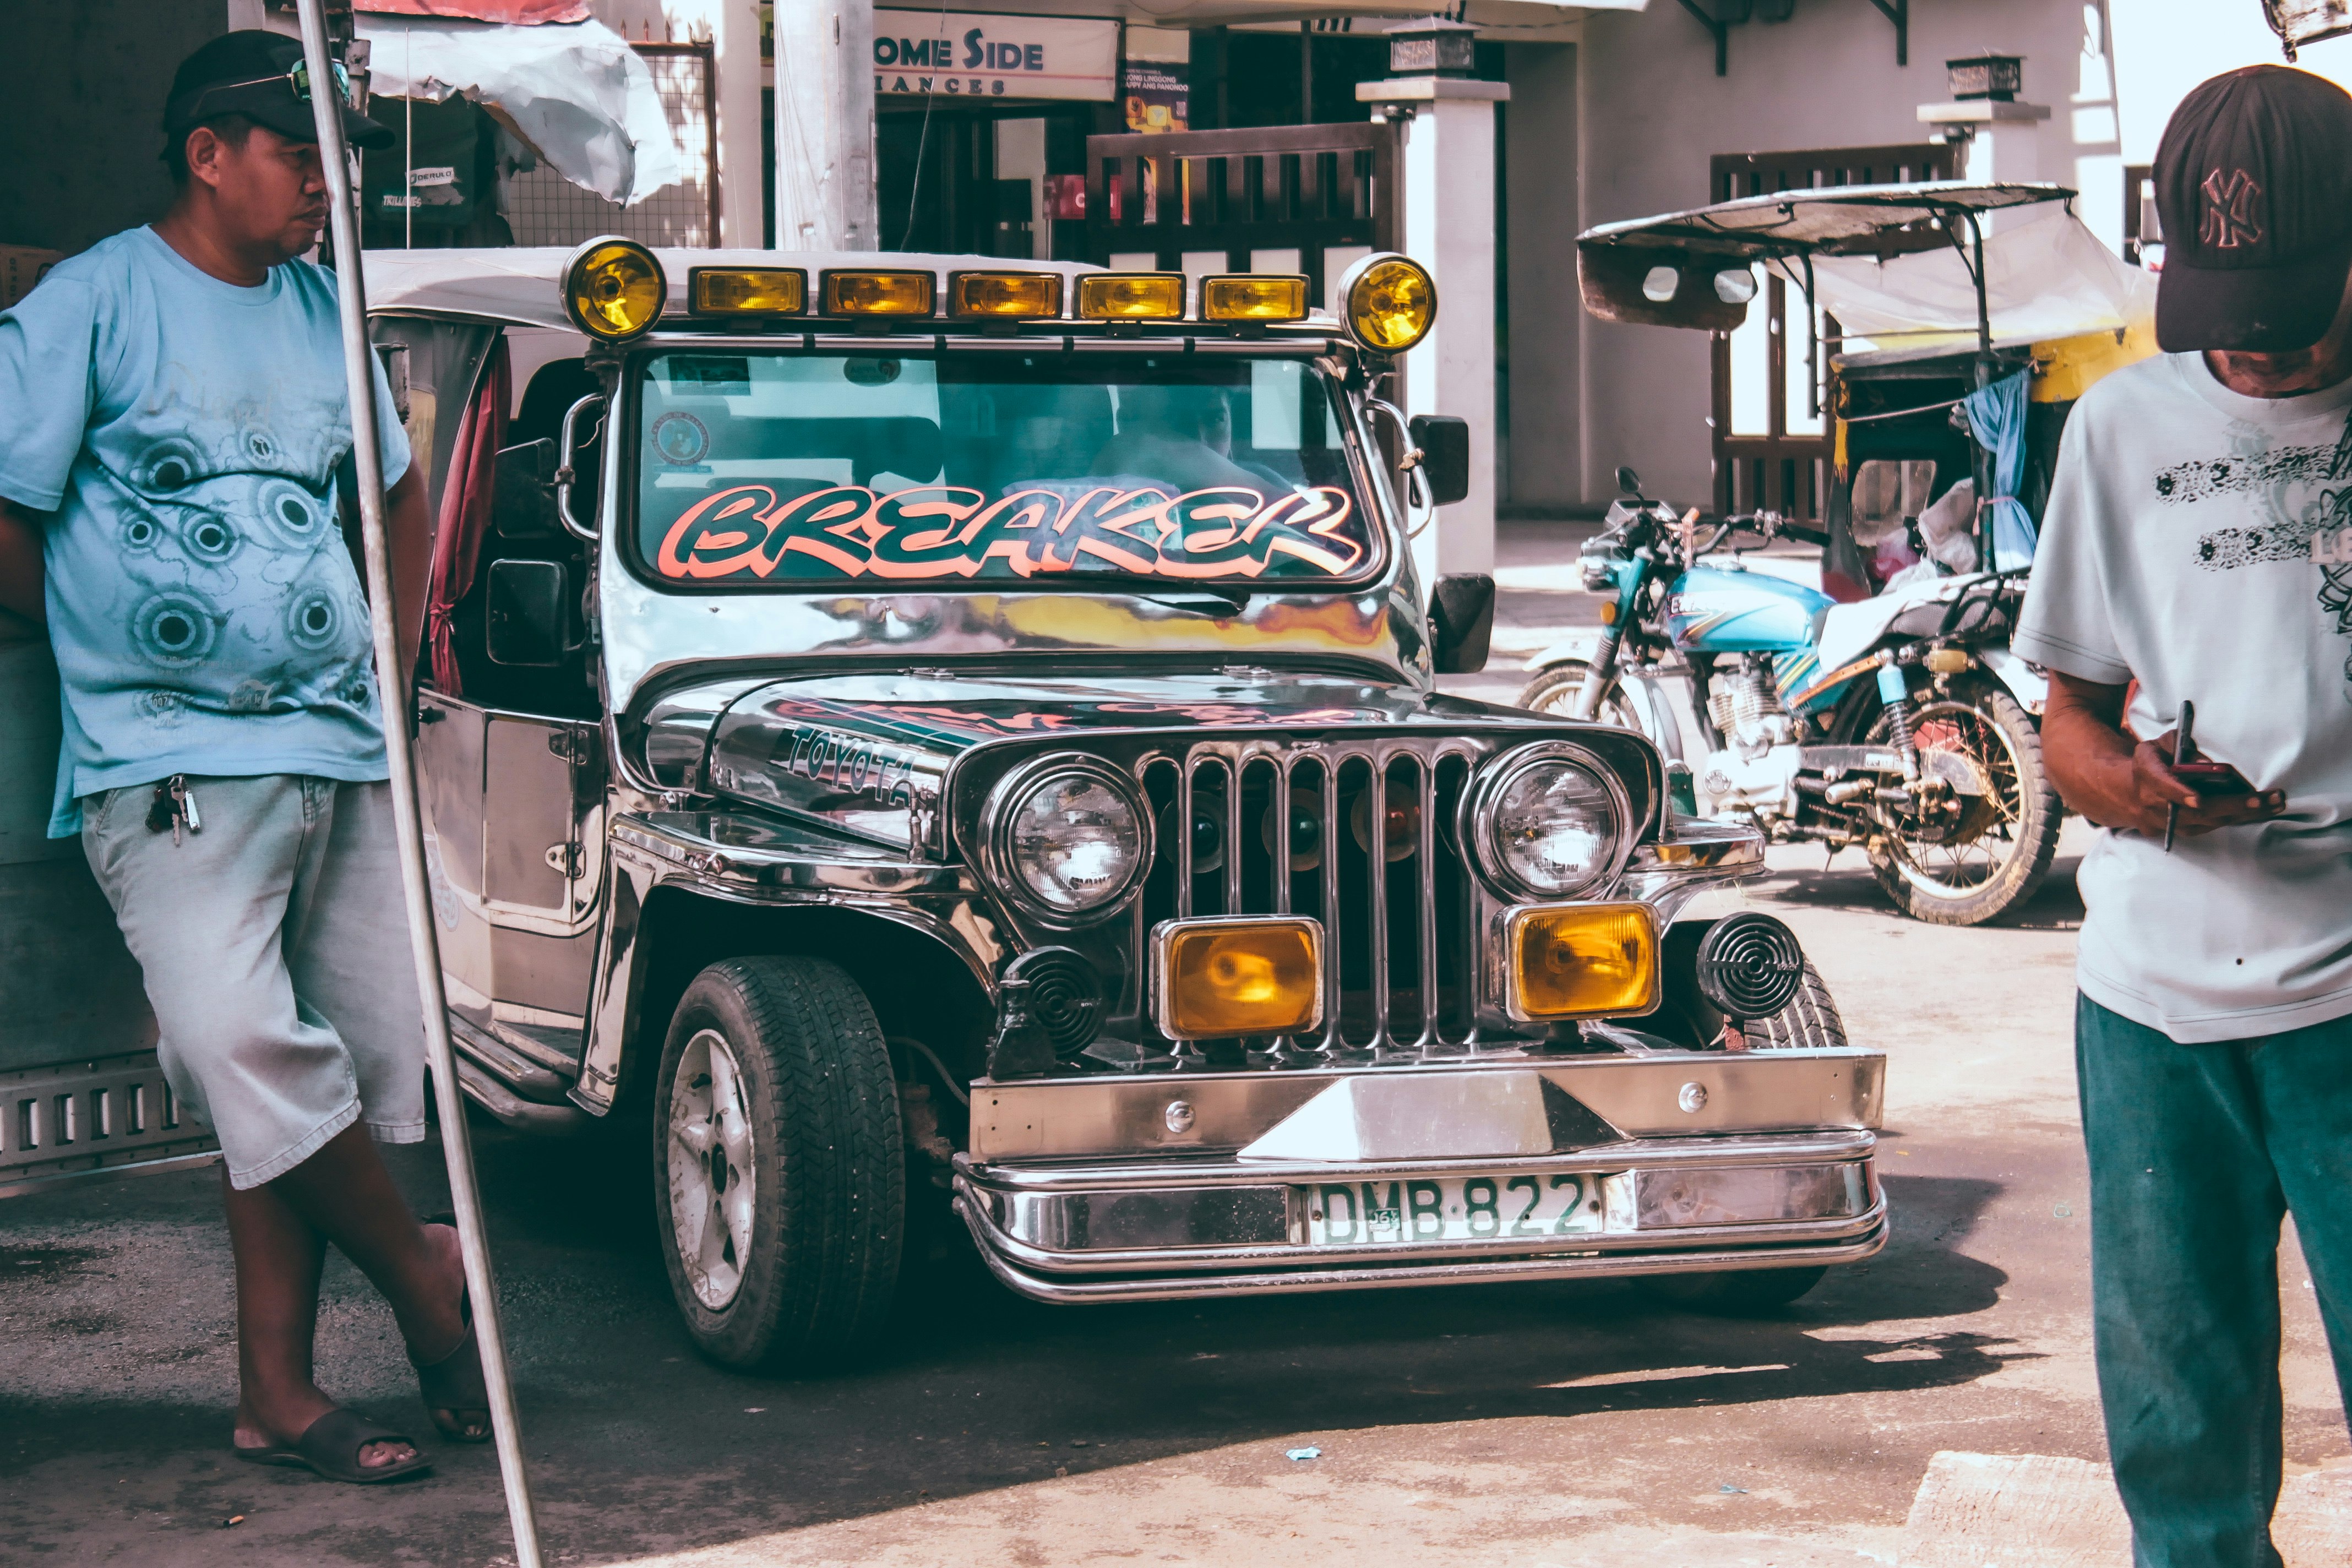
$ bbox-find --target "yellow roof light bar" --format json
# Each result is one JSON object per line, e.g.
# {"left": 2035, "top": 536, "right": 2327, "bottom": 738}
{"left": 949, "top": 270, "right": 1064, "bottom": 319}
{"left": 818, "top": 269, "right": 936, "bottom": 318}
{"left": 1200, "top": 273, "right": 1308, "bottom": 324}
{"left": 1077, "top": 272, "right": 1186, "bottom": 321}
{"left": 562, "top": 236, "right": 666, "bottom": 342}
{"left": 687, "top": 266, "right": 806, "bottom": 317}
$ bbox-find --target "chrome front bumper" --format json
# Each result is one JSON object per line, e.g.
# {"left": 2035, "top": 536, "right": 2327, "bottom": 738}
{"left": 951, "top": 1050, "right": 1888, "bottom": 1304}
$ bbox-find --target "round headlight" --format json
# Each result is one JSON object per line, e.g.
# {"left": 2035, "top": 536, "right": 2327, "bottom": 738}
{"left": 1473, "top": 746, "right": 1627, "bottom": 899}
{"left": 1339, "top": 253, "right": 1438, "bottom": 353}
{"left": 564, "top": 236, "right": 667, "bottom": 341}
{"left": 993, "top": 763, "right": 1148, "bottom": 918}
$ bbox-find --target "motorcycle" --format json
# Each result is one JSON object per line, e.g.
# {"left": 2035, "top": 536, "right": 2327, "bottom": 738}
{"left": 1518, "top": 467, "right": 2061, "bottom": 927}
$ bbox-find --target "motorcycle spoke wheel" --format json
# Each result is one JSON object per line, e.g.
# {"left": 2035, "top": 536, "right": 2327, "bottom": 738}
{"left": 1864, "top": 684, "right": 2061, "bottom": 927}
{"left": 1516, "top": 660, "right": 1646, "bottom": 732}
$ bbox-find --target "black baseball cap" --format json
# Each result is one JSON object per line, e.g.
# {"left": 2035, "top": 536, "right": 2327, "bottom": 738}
{"left": 2154, "top": 65, "right": 2352, "bottom": 353}
{"left": 162, "top": 29, "right": 394, "bottom": 155}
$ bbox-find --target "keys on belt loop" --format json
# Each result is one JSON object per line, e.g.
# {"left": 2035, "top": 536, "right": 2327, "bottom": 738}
{"left": 145, "top": 775, "right": 202, "bottom": 846}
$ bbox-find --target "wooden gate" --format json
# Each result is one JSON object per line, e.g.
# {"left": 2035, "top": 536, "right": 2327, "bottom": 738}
{"left": 1707, "top": 143, "right": 1956, "bottom": 522}
{"left": 1085, "top": 121, "right": 1400, "bottom": 307}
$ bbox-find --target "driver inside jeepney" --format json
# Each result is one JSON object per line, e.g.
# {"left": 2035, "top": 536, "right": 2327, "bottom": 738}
{"left": 1088, "top": 382, "right": 1291, "bottom": 494}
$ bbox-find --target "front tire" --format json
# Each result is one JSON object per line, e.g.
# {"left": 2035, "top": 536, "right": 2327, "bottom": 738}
{"left": 1517, "top": 658, "right": 1646, "bottom": 730}
{"left": 1865, "top": 681, "right": 2061, "bottom": 927}
{"left": 653, "top": 956, "right": 904, "bottom": 1371}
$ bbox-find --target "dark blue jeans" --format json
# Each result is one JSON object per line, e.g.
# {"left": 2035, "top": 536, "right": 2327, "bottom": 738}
{"left": 2078, "top": 994, "right": 2352, "bottom": 1567}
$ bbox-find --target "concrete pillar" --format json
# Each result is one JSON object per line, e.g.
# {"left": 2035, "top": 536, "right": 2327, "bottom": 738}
{"left": 1917, "top": 98, "right": 2054, "bottom": 232}
{"left": 703, "top": 0, "right": 765, "bottom": 248}
{"left": 773, "top": 0, "right": 878, "bottom": 251}
{"left": 1358, "top": 74, "right": 1510, "bottom": 587}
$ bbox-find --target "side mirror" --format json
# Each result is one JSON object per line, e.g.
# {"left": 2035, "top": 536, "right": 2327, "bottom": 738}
{"left": 493, "top": 438, "right": 560, "bottom": 538}
{"left": 1615, "top": 465, "right": 1642, "bottom": 496}
{"left": 1429, "top": 573, "right": 1495, "bottom": 674}
{"left": 1407, "top": 414, "right": 1472, "bottom": 507}
{"left": 484, "top": 558, "right": 578, "bottom": 667}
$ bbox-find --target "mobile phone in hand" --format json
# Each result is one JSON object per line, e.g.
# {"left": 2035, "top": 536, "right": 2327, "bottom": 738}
{"left": 2168, "top": 700, "right": 2254, "bottom": 796}
{"left": 2169, "top": 758, "right": 2255, "bottom": 796}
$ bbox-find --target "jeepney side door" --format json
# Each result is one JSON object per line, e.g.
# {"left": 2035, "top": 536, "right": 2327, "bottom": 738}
{"left": 416, "top": 692, "right": 603, "bottom": 1055}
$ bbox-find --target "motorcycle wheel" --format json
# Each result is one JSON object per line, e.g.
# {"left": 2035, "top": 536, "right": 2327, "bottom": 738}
{"left": 1517, "top": 659, "right": 1647, "bottom": 730}
{"left": 1863, "top": 680, "right": 2062, "bottom": 928}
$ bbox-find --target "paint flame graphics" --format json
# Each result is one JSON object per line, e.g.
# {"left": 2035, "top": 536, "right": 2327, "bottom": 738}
{"left": 654, "top": 483, "right": 1368, "bottom": 583}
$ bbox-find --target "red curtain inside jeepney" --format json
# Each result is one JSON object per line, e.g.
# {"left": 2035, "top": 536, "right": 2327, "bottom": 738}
{"left": 423, "top": 337, "right": 510, "bottom": 695}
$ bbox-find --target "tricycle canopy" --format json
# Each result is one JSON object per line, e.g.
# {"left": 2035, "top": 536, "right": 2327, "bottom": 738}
{"left": 1578, "top": 181, "right": 2074, "bottom": 335}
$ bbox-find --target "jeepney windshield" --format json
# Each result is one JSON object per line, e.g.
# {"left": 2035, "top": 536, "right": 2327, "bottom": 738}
{"left": 631, "top": 351, "right": 1380, "bottom": 588}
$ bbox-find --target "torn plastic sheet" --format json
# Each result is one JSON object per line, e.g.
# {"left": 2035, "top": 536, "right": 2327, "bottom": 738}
{"left": 360, "top": 1, "right": 590, "bottom": 21}
{"left": 356, "top": 15, "right": 683, "bottom": 204}
{"left": 1785, "top": 204, "right": 2157, "bottom": 367}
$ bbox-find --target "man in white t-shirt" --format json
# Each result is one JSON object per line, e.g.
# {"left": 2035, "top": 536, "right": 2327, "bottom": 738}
{"left": 2015, "top": 65, "right": 2352, "bottom": 1567}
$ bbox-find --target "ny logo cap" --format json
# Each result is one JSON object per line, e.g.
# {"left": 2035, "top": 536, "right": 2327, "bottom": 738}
{"left": 2153, "top": 64, "right": 2352, "bottom": 353}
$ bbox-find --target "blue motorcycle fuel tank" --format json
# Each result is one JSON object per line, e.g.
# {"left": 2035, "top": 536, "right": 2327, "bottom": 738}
{"left": 1663, "top": 563, "right": 1832, "bottom": 654}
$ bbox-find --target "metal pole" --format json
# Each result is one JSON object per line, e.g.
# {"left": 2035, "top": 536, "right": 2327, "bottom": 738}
{"left": 1966, "top": 210, "right": 1996, "bottom": 574}
{"left": 290, "top": 6, "right": 546, "bottom": 1563}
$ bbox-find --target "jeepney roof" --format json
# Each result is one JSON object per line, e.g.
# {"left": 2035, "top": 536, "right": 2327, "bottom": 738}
{"left": 1578, "top": 181, "right": 2077, "bottom": 261}
{"left": 363, "top": 247, "right": 1111, "bottom": 329}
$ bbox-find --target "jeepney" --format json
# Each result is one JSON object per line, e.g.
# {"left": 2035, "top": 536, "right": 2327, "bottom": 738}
{"left": 4, "top": 240, "right": 1887, "bottom": 1370}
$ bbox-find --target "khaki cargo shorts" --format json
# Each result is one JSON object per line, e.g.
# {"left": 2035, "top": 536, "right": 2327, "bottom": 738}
{"left": 80, "top": 775, "right": 426, "bottom": 1189}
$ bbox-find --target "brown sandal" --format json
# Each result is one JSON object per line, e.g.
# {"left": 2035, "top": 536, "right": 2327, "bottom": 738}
{"left": 410, "top": 1215, "right": 493, "bottom": 1442}
{"left": 236, "top": 1407, "right": 433, "bottom": 1484}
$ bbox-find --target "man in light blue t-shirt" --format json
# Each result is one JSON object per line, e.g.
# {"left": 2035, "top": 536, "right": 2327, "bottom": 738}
{"left": 0, "top": 32, "right": 485, "bottom": 1484}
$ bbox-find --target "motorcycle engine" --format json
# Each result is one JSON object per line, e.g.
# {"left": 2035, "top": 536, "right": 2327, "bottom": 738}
{"left": 1706, "top": 655, "right": 1796, "bottom": 757}
{"left": 1697, "top": 656, "right": 1801, "bottom": 825}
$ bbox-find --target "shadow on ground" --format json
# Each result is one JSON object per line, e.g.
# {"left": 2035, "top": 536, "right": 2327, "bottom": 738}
{"left": 1743, "top": 850, "right": 2085, "bottom": 933}
{"left": 0, "top": 1112, "right": 2024, "bottom": 1565}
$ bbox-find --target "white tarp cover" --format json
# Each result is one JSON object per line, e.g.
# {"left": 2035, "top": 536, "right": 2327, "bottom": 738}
{"left": 356, "top": 15, "right": 684, "bottom": 205}
{"left": 1787, "top": 204, "right": 2158, "bottom": 362}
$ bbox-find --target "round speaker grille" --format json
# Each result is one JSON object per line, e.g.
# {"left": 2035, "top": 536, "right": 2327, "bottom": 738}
{"left": 1004, "top": 946, "right": 1104, "bottom": 1059}
{"left": 1691, "top": 912, "right": 1805, "bottom": 1021}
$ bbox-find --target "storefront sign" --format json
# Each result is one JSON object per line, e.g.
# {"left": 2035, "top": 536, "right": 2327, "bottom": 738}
{"left": 873, "top": 10, "right": 1117, "bottom": 101}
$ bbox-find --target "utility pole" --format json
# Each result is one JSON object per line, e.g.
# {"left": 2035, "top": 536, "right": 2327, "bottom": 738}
{"left": 774, "top": 0, "right": 879, "bottom": 251}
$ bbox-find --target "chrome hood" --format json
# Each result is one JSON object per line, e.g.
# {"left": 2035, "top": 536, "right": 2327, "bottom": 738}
{"left": 644, "top": 671, "right": 1668, "bottom": 861}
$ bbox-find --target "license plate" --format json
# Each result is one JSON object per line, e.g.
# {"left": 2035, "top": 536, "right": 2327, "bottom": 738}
{"left": 1302, "top": 1173, "right": 1604, "bottom": 1247}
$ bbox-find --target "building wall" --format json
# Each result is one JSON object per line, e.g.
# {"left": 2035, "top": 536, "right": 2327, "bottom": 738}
{"left": 2112, "top": 0, "right": 2352, "bottom": 160}
{"left": 1501, "top": 42, "right": 1581, "bottom": 512}
{"left": 0, "top": 1, "right": 229, "bottom": 255}
{"left": 1570, "top": 0, "right": 2120, "bottom": 508}
{"left": 589, "top": 0, "right": 765, "bottom": 247}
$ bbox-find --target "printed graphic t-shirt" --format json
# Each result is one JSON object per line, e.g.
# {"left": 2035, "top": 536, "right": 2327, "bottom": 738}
{"left": 2016, "top": 351, "right": 2352, "bottom": 1043}
{"left": 0, "top": 226, "right": 411, "bottom": 835}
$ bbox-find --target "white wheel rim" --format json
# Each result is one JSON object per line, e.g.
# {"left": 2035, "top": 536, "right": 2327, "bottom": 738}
{"left": 667, "top": 1029, "right": 756, "bottom": 1311}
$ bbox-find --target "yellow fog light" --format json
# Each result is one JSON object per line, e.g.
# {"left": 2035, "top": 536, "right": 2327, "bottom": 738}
{"left": 949, "top": 270, "right": 1064, "bottom": 319}
{"left": 1505, "top": 902, "right": 1659, "bottom": 1021}
{"left": 1077, "top": 272, "right": 1185, "bottom": 320}
{"left": 1153, "top": 916, "right": 1324, "bottom": 1040}
{"left": 1200, "top": 274, "right": 1308, "bottom": 324}
{"left": 687, "top": 266, "right": 806, "bottom": 316}
{"left": 1339, "top": 253, "right": 1438, "bottom": 353}
{"left": 819, "top": 269, "right": 936, "bottom": 317}
{"left": 563, "top": 237, "right": 666, "bottom": 341}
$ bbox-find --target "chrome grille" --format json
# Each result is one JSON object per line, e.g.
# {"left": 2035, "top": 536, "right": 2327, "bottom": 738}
{"left": 1131, "top": 741, "right": 1484, "bottom": 1055}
